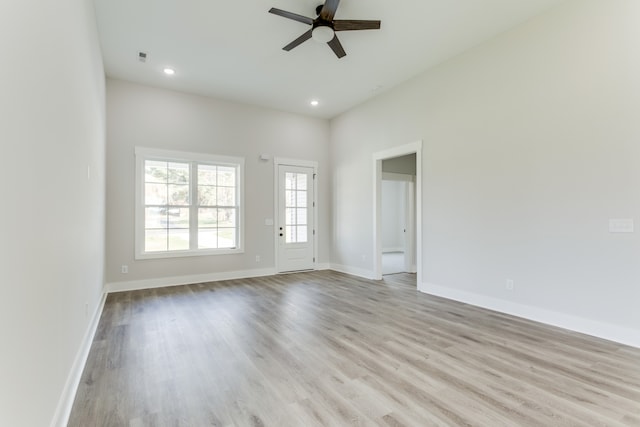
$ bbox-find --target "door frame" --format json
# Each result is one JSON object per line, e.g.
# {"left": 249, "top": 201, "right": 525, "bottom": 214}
{"left": 373, "top": 141, "right": 422, "bottom": 286}
{"left": 274, "top": 158, "right": 318, "bottom": 273}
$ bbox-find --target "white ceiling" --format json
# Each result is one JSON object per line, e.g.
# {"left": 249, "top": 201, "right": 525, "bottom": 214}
{"left": 95, "top": 0, "right": 564, "bottom": 119}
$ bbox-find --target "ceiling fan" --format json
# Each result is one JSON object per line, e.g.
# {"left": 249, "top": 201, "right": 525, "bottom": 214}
{"left": 269, "top": 0, "right": 381, "bottom": 59}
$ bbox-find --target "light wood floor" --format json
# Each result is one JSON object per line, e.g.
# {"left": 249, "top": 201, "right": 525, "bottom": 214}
{"left": 68, "top": 271, "right": 640, "bottom": 426}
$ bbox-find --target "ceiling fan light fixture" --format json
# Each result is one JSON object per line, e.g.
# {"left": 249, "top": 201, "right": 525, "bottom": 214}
{"left": 312, "top": 25, "right": 334, "bottom": 43}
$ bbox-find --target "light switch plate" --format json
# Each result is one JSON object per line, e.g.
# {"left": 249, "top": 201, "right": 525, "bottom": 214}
{"left": 609, "top": 218, "right": 634, "bottom": 233}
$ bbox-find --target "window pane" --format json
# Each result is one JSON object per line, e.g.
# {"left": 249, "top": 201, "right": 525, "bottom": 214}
{"left": 285, "top": 190, "right": 295, "bottom": 208}
{"left": 167, "top": 208, "right": 189, "bottom": 228}
{"left": 198, "top": 186, "right": 216, "bottom": 206}
{"left": 285, "top": 208, "right": 296, "bottom": 226}
{"left": 168, "top": 184, "right": 189, "bottom": 205}
{"left": 296, "top": 174, "right": 307, "bottom": 190}
{"left": 168, "top": 162, "right": 189, "bottom": 184}
{"left": 145, "top": 207, "right": 166, "bottom": 229}
{"left": 296, "top": 208, "right": 307, "bottom": 225}
{"left": 168, "top": 229, "right": 189, "bottom": 251}
{"left": 145, "top": 229, "right": 167, "bottom": 252}
{"left": 217, "top": 187, "right": 235, "bottom": 206}
{"left": 217, "top": 166, "right": 235, "bottom": 186}
{"left": 145, "top": 161, "right": 167, "bottom": 183}
{"left": 198, "top": 229, "right": 217, "bottom": 249}
{"left": 285, "top": 172, "right": 295, "bottom": 190}
{"left": 218, "top": 228, "right": 236, "bottom": 248}
{"left": 296, "top": 191, "right": 307, "bottom": 207}
{"left": 198, "top": 208, "right": 217, "bottom": 228}
{"left": 145, "top": 183, "right": 167, "bottom": 205}
{"left": 286, "top": 226, "right": 295, "bottom": 243}
{"left": 198, "top": 165, "right": 216, "bottom": 185}
{"left": 297, "top": 226, "right": 308, "bottom": 243}
{"left": 218, "top": 208, "right": 236, "bottom": 227}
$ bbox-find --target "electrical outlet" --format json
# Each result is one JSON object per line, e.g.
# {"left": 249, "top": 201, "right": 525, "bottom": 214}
{"left": 506, "top": 279, "right": 514, "bottom": 291}
{"left": 121, "top": 265, "right": 128, "bottom": 274}
{"left": 255, "top": 255, "right": 261, "bottom": 263}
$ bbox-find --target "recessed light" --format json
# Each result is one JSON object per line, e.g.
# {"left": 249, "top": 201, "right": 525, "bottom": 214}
{"left": 163, "top": 68, "right": 175, "bottom": 76}
{"left": 310, "top": 100, "right": 319, "bottom": 107}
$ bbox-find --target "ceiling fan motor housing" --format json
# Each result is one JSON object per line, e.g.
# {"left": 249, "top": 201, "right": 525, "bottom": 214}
{"left": 312, "top": 24, "right": 335, "bottom": 43}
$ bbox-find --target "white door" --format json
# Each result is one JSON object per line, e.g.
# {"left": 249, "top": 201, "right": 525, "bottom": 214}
{"left": 277, "top": 165, "right": 315, "bottom": 272}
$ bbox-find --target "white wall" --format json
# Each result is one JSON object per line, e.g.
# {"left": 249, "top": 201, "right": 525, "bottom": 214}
{"left": 330, "top": 0, "right": 640, "bottom": 346}
{"left": 0, "top": 0, "right": 106, "bottom": 426}
{"left": 382, "top": 153, "right": 417, "bottom": 175}
{"left": 105, "top": 79, "right": 330, "bottom": 288}
{"left": 381, "top": 180, "right": 405, "bottom": 252}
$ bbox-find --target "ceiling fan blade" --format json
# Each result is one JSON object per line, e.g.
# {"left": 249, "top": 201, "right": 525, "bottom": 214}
{"left": 319, "top": 0, "right": 340, "bottom": 21}
{"left": 283, "top": 29, "right": 313, "bottom": 51}
{"left": 327, "top": 35, "right": 346, "bottom": 58}
{"left": 333, "top": 20, "right": 381, "bottom": 31}
{"left": 269, "top": 8, "right": 313, "bottom": 25}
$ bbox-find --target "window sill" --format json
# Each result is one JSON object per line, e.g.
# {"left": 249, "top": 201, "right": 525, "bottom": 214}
{"left": 135, "top": 248, "right": 244, "bottom": 260}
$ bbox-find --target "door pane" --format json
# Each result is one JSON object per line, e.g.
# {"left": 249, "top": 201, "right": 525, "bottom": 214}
{"left": 296, "top": 174, "right": 307, "bottom": 190}
{"left": 296, "top": 191, "right": 307, "bottom": 207}
{"left": 285, "top": 172, "right": 296, "bottom": 190}
{"left": 297, "top": 226, "right": 308, "bottom": 243}
{"left": 296, "top": 208, "right": 307, "bottom": 225}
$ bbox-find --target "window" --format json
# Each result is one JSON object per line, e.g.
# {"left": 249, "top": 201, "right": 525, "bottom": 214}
{"left": 135, "top": 148, "right": 244, "bottom": 259}
{"left": 284, "top": 172, "right": 308, "bottom": 243}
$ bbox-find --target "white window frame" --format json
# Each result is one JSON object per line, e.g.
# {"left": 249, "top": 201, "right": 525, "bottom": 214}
{"left": 135, "top": 147, "right": 245, "bottom": 260}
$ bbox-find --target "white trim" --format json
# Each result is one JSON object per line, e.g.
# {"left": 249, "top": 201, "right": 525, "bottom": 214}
{"left": 373, "top": 141, "right": 423, "bottom": 285}
{"left": 134, "top": 147, "right": 242, "bottom": 165}
{"left": 273, "top": 157, "right": 318, "bottom": 168}
{"left": 420, "top": 282, "right": 640, "bottom": 349}
{"left": 273, "top": 158, "right": 319, "bottom": 273}
{"left": 382, "top": 247, "right": 404, "bottom": 253}
{"left": 382, "top": 172, "right": 415, "bottom": 182}
{"left": 50, "top": 292, "right": 107, "bottom": 427}
{"left": 105, "top": 268, "right": 277, "bottom": 293}
{"left": 329, "top": 264, "right": 376, "bottom": 280}
{"left": 315, "top": 262, "right": 331, "bottom": 270}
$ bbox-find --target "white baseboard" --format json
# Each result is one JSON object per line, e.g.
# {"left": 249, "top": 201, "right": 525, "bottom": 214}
{"left": 330, "top": 264, "right": 376, "bottom": 280}
{"left": 382, "top": 247, "right": 404, "bottom": 253}
{"left": 315, "top": 262, "right": 331, "bottom": 270}
{"left": 106, "top": 267, "right": 278, "bottom": 293}
{"left": 50, "top": 292, "right": 107, "bottom": 427}
{"left": 420, "top": 282, "right": 640, "bottom": 349}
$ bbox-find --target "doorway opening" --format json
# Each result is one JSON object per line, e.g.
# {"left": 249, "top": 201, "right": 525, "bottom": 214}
{"left": 373, "top": 142, "right": 422, "bottom": 287}
{"left": 381, "top": 172, "right": 416, "bottom": 275}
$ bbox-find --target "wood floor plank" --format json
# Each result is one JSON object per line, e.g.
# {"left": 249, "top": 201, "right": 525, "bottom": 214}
{"left": 68, "top": 271, "right": 640, "bottom": 426}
